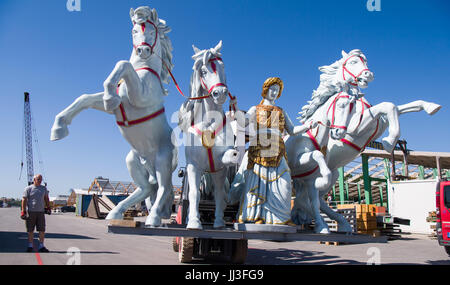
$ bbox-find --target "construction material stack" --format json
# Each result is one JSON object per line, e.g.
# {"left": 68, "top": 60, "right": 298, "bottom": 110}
{"left": 355, "top": 204, "right": 380, "bottom": 237}
{"left": 337, "top": 204, "right": 382, "bottom": 237}
{"left": 427, "top": 211, "right": 437, "bottom": 239}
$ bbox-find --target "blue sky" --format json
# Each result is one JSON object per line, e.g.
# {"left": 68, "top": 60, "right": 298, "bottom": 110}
{"left": 1, "top": 0, "right": 449, "bottom": 198}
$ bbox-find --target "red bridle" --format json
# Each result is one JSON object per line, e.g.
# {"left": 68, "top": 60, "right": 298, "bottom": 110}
{"left": 342, "top": 55, "right": 370, "bottom": 87}
{"left": 185, "top": 57, "right": 237, "bottom": 111}
{"left": 132, "top": 20, "right": 158, "bottom": 56}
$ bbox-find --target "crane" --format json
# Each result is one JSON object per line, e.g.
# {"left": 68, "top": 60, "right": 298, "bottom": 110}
{"left": 20, "top": 92, "right": 46, "bottom": 186}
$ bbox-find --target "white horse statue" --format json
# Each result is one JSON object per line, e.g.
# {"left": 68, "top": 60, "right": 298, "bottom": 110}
{"left": 290, "top": 49, "right": 441, "bottom": 232}
{"left": 50, "top": 6, "right": 177, "bottom": 227}
{"left": 178, "top": 41, "right": 240, "bottom": 230}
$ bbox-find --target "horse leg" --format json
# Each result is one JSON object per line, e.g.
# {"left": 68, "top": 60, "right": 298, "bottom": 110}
{"left": 355, "top": 102, "right": 400, "bottom": 153}
{"left": 210, "top": 169, "right": 228, "bottom": 229}
{"left": 304, "top": 179, "right": 330, "bottom": 234}
{"left": 51, "top": 92, "right": 109, "bottom": 141}
{"left": 146, "top": 149, "right": 175, "bottom": 227}
{"left": 104, "top": 60, "right": 157, "bottom": 111}
{"left": 297, "top": 151, "right": 332, "bottom": 191}
{"left": 397, "top": 100, "right": 441, "bottom": 116}
{"left": 318, "top": 170, "right": 353, "bottom": 233}
{"left": 106, "top": 150, "right": 153, "bottom": 220}
{"left": 291, "top": 179, "right": 315, "bottom": 225}
{"left": 186, "top": 163, "right": 203, "bottom": 230}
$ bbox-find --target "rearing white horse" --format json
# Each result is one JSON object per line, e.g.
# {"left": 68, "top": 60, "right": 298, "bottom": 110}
{"left": 290, "top": 50, "right": 441, "bottom": 232}
{"left": 178, "top": 42, "right": 239, "bottom": 230}
{"left": 50, "top": 6, "right": 177, "bottom": 226}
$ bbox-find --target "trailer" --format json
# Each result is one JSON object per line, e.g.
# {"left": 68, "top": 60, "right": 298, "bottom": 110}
{"left": 108, "top": 167, "right": 387, "bottom": 264}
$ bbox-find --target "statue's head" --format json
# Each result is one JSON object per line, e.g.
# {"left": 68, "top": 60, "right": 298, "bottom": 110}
{"left": 261, "top": 77, "right": 284, "bottom": 102}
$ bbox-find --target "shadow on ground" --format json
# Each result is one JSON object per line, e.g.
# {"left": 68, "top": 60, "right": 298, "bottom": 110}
{"left": 245, "top": 248, "right": 365, "bottom": 265}
{"left": 186, "top": 247, "right": 365, "bottom": 265}
{"left": 0, "top": 231, "right": 101, "bottom": 253}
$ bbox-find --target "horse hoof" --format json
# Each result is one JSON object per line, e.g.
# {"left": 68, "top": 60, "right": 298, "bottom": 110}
{"left": 425, "top": 103, "right": 441, "bottom": 115}
{"left": 145, "top": 214, "right": 161, "bottom": 227}
{"left": 105, "top": 210, "right": 123, "bottom": 220}
{"left": 187, "top": 219, "right": 203, "bottom": 230}
{"left": 381, "top": 137, "right": 395, "bottom": 153}
{"left": 50, "top": 125, "right": 69, "bottom": 141}
{"left": 103, "top": 95, "right": 121, "bottom": 112}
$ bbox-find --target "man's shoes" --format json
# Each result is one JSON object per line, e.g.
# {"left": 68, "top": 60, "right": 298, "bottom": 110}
{"left": 38, "top": 247, "right": 49, "bottom": 253}
{"left": 26, "top": 247, "right": 33, "bottom": 252}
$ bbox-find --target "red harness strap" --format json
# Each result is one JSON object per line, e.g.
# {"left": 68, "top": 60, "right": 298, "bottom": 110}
{"left": 116, "top": 67, "right": 165, "bottom": 127}
{"left": 191, "top": 116, "right": 227, "bottom": 173}
{"left": 341, "top": 119, "right": 379, "bottom": 152}
{"left": 117, "top": 105, "right": 165, "bottom": 127}
{"left": 326, "top": 92, "right": 351, "bottom": 131}
{"left": 292, "top": 166, "right": 320, "bottom": 179}
{"left": 291, "top": 129, "right": 321, "bottom": 179}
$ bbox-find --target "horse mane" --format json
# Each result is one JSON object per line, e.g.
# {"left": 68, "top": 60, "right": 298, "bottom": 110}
{"left": 153, "top": 17, "right": 173, "bottom": 85}
{"left": 298, "top": 49, "right": 365, "bottom": 123}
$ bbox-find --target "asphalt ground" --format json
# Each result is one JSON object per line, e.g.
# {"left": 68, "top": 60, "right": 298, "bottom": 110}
{"left": 1, "top": 207, "right": 449, "bottom": 266}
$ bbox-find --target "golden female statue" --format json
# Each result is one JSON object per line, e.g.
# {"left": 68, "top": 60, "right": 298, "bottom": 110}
{"left": 236, "top": 77, "right": 314, "bottom": 225}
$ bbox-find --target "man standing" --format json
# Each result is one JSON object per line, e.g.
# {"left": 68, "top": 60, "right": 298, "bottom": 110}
{"left": 21, "top": 174, "right": 51, "bottom": 252}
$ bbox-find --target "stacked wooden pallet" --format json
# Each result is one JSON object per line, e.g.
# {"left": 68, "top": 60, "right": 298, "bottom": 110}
{"left": 337, "top": 204, "right": 381, "bottom": 237}
{"left": 426, "top": 211, "right": 437, "bottom": 223}
{"left": 318, "top": 207, "right": 357, "bottom": 246}
{"left": 124, "top": 209, "right": 139, "bottom": 220}
{"left": 427, "top": 211, "right": 437, "bottom": 239}
{"left": 379, "top": 224, "right": 402, "bottom": 240}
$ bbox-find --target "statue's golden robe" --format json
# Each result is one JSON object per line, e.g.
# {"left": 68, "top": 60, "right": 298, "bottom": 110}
{"left": 247, "top": 104, "right": 287, "bottom": 169}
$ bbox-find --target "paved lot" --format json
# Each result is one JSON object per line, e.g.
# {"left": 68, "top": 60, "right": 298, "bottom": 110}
{"left": 1, "top": 208, "right": 449, "bottom": 265}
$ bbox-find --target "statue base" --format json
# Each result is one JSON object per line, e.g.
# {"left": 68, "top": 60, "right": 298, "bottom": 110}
{"left": 234, "top": 223, "right": 297, "bottom": 233}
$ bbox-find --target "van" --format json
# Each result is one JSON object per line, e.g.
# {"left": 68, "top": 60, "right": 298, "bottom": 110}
{"left": 436, "top": 180, "right": 450, "bottom": 256}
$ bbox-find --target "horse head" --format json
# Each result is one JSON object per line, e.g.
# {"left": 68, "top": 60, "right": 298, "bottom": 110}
{"left": 129, "top": 6, "right": 173, "bottom": 84}
{"left": 340, "top": 49, "right": 374, "bottom": 89}
{"left": 191, "top": 41, "right": 229, "bottom": 106}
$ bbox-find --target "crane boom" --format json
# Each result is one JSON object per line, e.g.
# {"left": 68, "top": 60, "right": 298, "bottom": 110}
{"left": 24, "top": 92, "right": 34, "bottom": 185}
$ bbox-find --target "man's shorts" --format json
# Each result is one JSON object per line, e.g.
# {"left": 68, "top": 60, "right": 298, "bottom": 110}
{"left": 26, "top": 212, "right": 46, "bottom": 232}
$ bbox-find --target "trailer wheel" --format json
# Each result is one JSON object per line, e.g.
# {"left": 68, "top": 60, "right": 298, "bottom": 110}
{"left": 172, "top": 237, "right": 179, "bottom": 252}
{"left": 178, "top": 237, "right": 194, "bottom": 263}
{"left": 231, "top": 239, "right": 248, "bottom": 264}
{"left": 445, "top": 246, "right": 450, "bottom": 256}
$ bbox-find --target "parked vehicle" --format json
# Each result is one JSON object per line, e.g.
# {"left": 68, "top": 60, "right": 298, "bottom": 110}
{"left": 61, "top": 205, "right": 76, "bottom": 213}
{"left": 436, "top": 180, "right": 450, "bottom": 256}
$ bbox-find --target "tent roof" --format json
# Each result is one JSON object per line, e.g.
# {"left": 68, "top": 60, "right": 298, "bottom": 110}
{"left": 362, "top": 149, "right": 450, "bottom": 169}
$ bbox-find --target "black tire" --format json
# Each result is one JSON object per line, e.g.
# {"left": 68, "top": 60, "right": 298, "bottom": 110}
{"left": 172, "top": 237, "right": 179, "bottom": 252}
{"left": 231, "top": 239, "right": 248, "bottom": 264}
{"left": 445, "top": 246, "right": 450, "bottom": 256}
{"left": 178, "top": 237, "right": 194, "bottom": 263}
